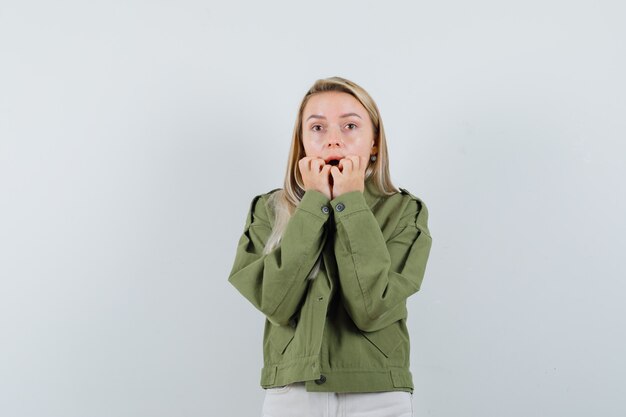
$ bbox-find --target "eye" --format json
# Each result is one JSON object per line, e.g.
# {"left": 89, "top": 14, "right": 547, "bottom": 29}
{"left": 346, "top": 123, "right": 357, "bottom": 130}
{"left": 311, "top": 124, "right": 323, "bottom": 132}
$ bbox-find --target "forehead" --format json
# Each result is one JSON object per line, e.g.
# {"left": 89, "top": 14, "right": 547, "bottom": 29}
{"left": 303, "top": 91, "right": 367, "bottom": 117}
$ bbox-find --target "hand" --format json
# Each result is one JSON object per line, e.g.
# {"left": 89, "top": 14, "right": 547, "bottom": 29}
{"left": 329, "top": 155, "right": 368, "bottom": 198}
{"left": 299, "top": 156, "right": 332, "bottom": 200}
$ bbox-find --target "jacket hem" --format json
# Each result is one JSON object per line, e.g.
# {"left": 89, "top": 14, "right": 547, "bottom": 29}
{"left": 261, "top": 364, "right": 414, "bottom": 394}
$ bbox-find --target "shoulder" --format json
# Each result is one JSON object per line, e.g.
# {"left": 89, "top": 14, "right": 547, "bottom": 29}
{"left": 244, "top": 188, "right": 282, "bottom": 229}
{"left": 398, "top": 187, "right": 427, "bottom": 211}
{"left": 250, "top": 187, "right": 281, "bottom": 206}
{"left": 396, "top": 187, "right": 430, "bottom": 235}
{"left": 251, "top": 187, "right": 281, "bottom": 204}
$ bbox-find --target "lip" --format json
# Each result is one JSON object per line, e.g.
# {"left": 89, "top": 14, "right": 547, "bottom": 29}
{"left": 324, "top": 155, "right": 344, "bottom": 164}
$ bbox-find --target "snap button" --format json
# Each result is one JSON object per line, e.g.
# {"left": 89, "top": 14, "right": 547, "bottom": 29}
{"left": 315, "top": 375, "right": 327, "bottom": 385}
{"left": 336, "top": 203, "right": 345, "bottom": 212}
{"left": 321, "top": 205, "right": 329, "bottom": 214}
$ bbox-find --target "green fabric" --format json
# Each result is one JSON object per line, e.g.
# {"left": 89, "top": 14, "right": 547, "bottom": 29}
{"left": 228, "top": 177, "right": 432, "bottom": 393}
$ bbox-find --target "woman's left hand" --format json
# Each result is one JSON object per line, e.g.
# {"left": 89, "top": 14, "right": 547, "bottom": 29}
{"left": 329, "top": 155, "right": 368, "bottom": 198}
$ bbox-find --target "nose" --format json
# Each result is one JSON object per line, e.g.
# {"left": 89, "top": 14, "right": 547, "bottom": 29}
{"left": 326, "top": 125, "right": 343, "bottom": 148}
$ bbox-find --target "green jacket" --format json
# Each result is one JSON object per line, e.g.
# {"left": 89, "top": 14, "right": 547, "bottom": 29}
{"left": 228, "top": 177, "right": 432, "bottom": 393}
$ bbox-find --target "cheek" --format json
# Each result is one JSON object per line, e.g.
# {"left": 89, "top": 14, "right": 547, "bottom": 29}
{"left": 349, "top": 140, "right": 371, "bottom": 154}
{"left": 303, "top": 135, "right": 323, "bottom": 149}
{"left": 301, "top": 137, "right": 321, "bottom": 156}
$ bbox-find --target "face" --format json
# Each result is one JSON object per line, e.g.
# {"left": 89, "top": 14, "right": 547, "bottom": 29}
{"left": 301, "top": 91, "right": 376, "bottom": 167}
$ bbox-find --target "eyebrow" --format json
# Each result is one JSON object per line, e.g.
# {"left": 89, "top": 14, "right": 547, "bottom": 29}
{"left": 305, "top": 113, "right": 362, "bottom": 122}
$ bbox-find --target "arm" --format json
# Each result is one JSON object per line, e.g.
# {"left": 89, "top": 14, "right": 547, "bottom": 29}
{"left": 228, "top": 189, "right": 331, "bottom": 326}
{"left": 330, "top": 191, "right": 432, "bottom": 332}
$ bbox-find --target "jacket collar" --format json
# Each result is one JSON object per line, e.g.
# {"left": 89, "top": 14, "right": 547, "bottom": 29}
{"left": 363, "top": 176, "right": 383, "bottom": 208}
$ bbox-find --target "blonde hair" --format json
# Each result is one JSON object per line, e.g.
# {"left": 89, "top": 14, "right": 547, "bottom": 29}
{"left": 263, "top": 76, "right": 398, "bottom": 272}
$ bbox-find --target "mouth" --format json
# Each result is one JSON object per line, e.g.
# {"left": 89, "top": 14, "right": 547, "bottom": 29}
{"left": 324, "top": 156, "right": 344, "bottom": 166}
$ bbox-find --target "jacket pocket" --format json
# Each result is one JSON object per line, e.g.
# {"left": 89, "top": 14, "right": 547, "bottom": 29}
{"left": 359, "top": 322, "right": 405, "bottom": 358}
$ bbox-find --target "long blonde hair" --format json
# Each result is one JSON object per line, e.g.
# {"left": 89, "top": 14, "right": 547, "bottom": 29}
{"left": 263, "top": 76, "right": 398, "bottom": 265}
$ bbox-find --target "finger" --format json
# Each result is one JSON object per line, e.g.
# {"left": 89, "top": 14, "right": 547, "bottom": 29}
{"left": 340, "top": 157, "right": 353, "bottom": 172}
{"left": 298, "top": 161, "right": 307, "bottom": 177}
{"left": 299, "top": 157, "right": 312, "bottom": 172}
{"left": 312, "top": 158, "right": 325, "bottom": 172}
{"left": 357, "top": 155, "right": 365, "bottom": 173}
{"left": 348, "top": 155, "right": 359, "bottom": 170}
{"left": 308, "top": 156, "right": 321, "bottom": 172}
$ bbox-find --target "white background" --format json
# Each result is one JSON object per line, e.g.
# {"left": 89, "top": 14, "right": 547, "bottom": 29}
{"left": 1, "top": 1, "right": 625, "bottom": 416}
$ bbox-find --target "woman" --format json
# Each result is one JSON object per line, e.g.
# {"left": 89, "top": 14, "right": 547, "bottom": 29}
{"left": 228, "top": 76, "right": 432, "bottom": 417}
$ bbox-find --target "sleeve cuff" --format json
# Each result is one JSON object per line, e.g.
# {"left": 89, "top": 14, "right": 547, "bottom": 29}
{"left": 329, "top": 190, "right": 369, "bottom": 220}
{"left": 297, "top": 189, "right": 332, "bottom": 220}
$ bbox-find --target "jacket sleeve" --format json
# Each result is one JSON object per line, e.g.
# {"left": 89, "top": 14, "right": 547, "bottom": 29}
{"left": 330, "top": 190, "right": 432, "bottom": 332}
{"left": 228, "top": 189, "right": 331, "bottom": 326}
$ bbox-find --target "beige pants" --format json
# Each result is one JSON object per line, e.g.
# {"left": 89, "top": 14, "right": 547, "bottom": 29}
{"left": 262, "top": 382, "right": 413, "bottom": 417}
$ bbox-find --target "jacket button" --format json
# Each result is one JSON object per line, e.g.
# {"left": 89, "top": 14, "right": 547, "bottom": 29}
{"left": 321, "top": 205, "right": 329, "bottom": 214}
{"left": 336, "top": 203, "right": 345, "bottom": 212}
{"left": 315, "top": 375, "right": 327, "bottom": 385}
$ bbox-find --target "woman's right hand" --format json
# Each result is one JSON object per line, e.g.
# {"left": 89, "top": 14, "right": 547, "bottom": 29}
{"left": 298, "top": 156, "right": 332, "bottom": 200}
